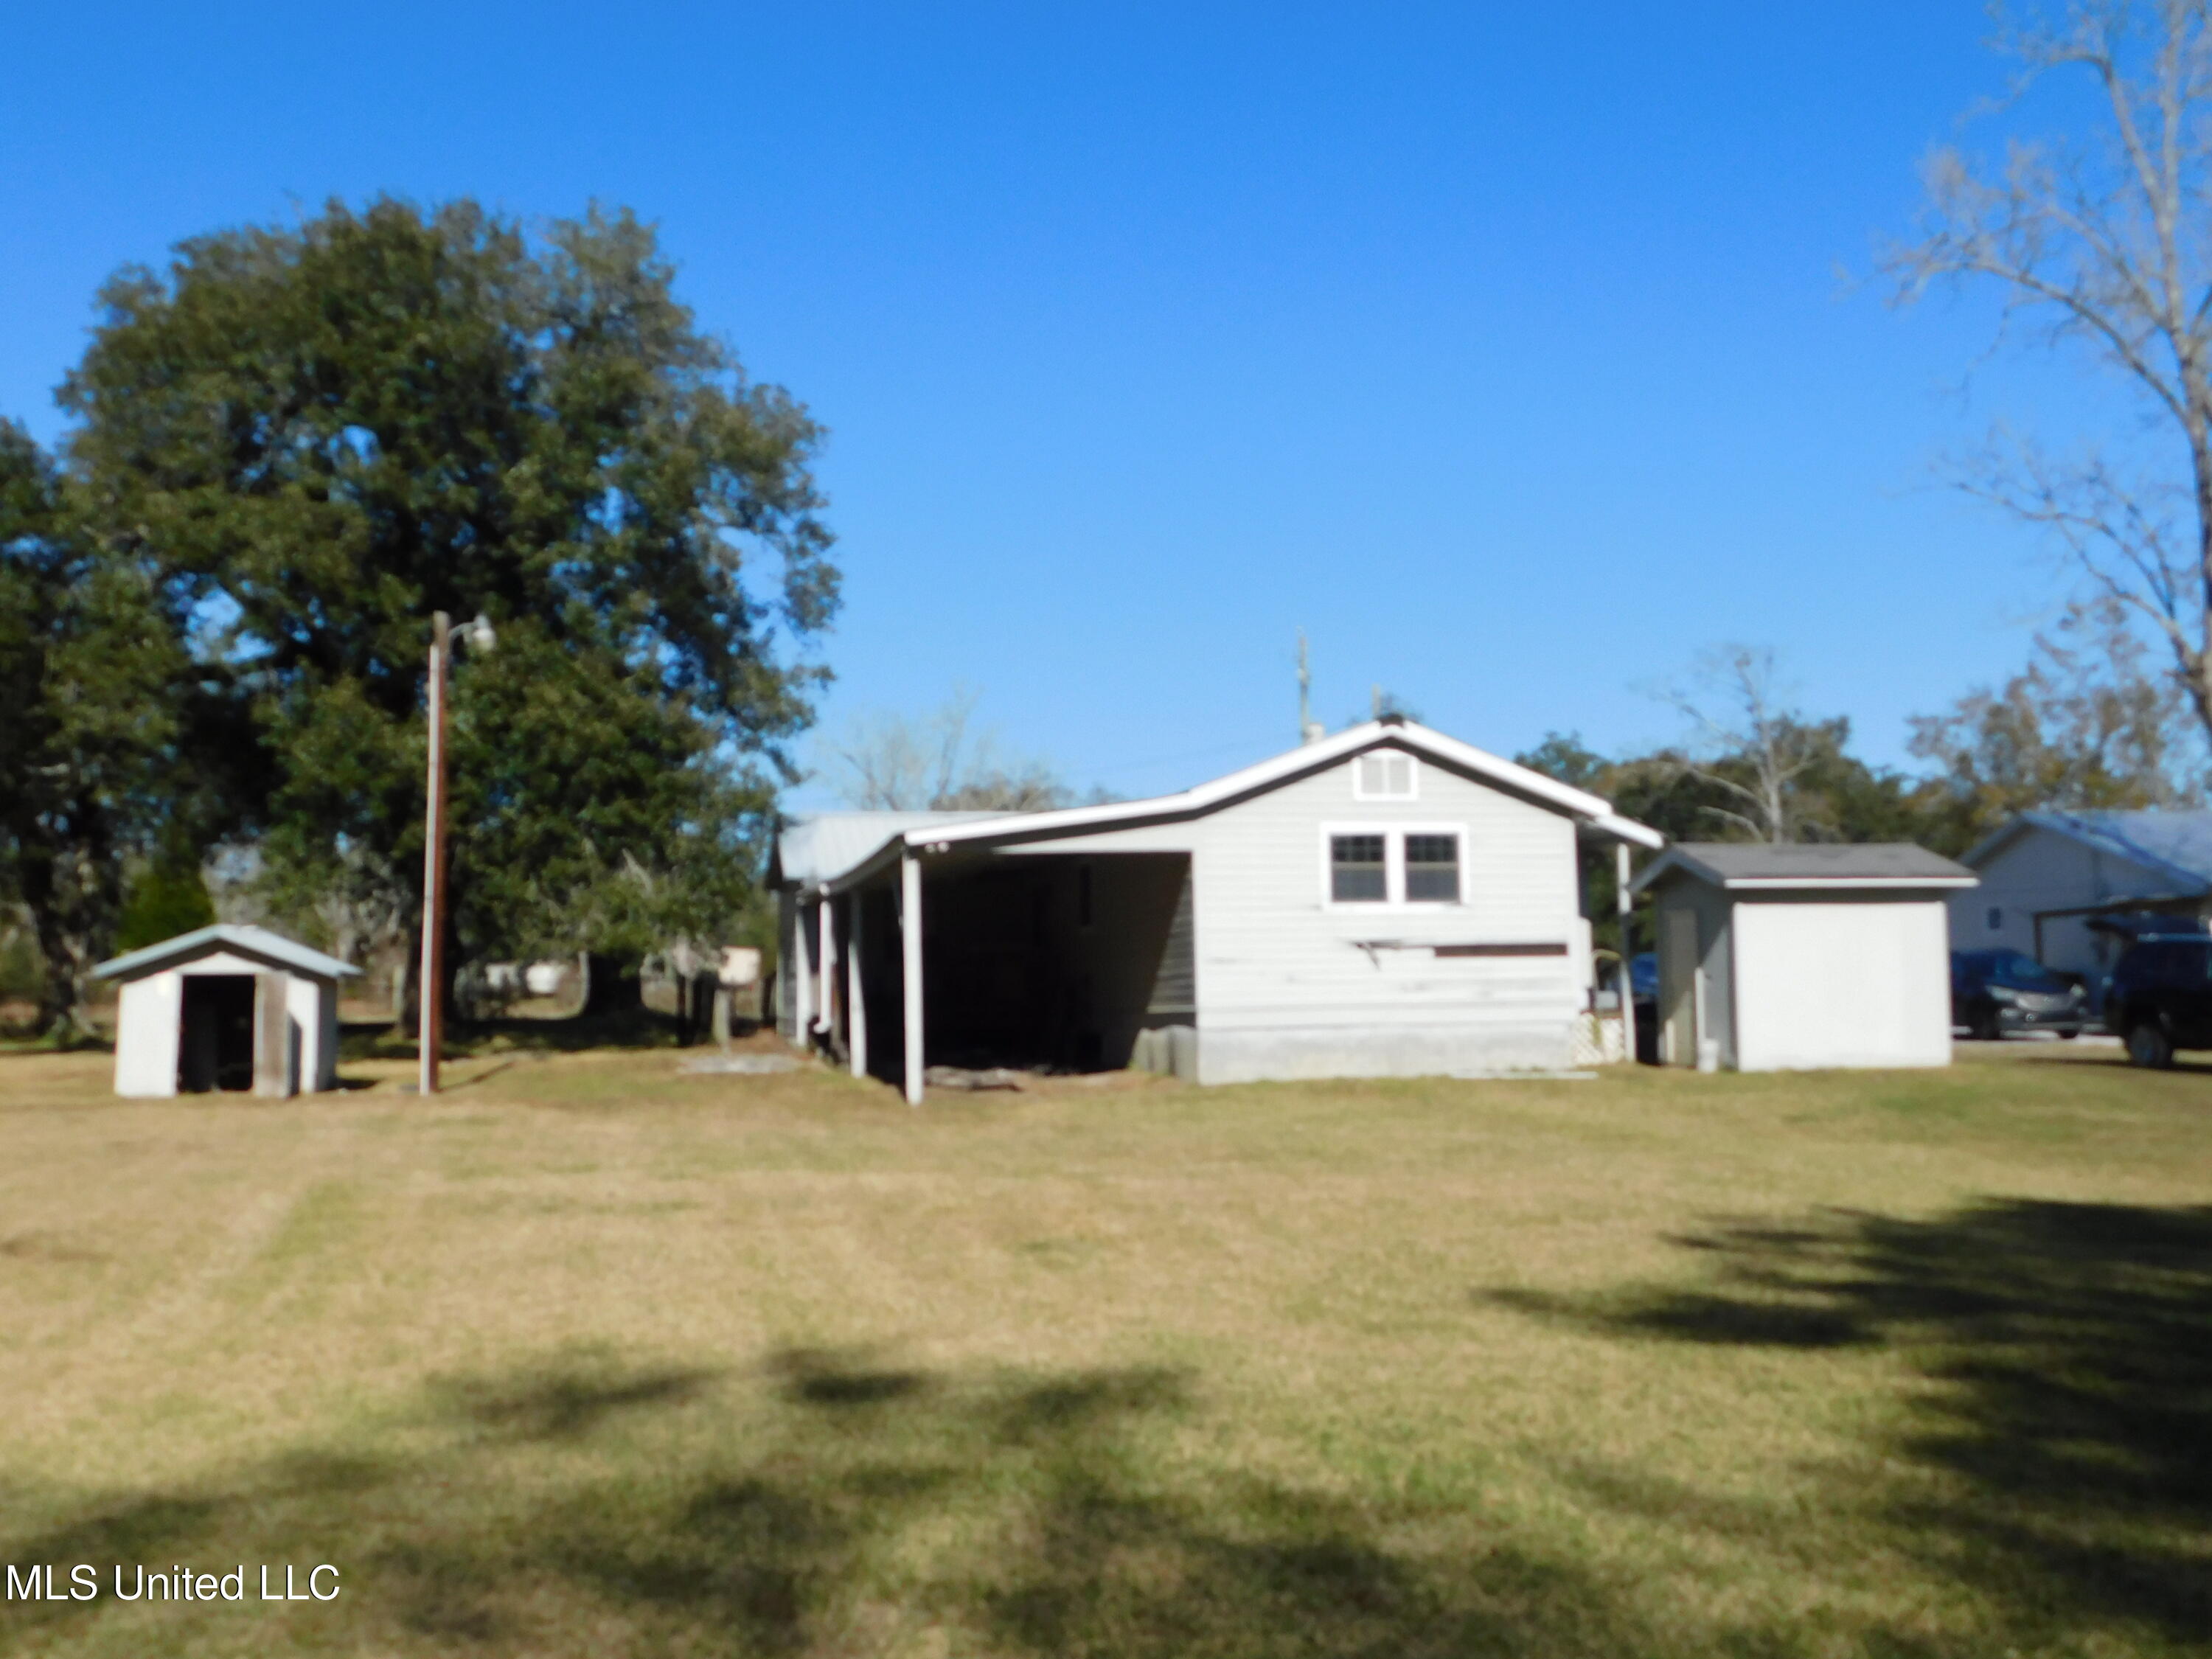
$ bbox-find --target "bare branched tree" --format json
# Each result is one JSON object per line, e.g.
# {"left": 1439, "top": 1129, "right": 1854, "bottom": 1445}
{"left": 822, "top": 688, "right": 1070, "bottom": 813}
{"left": 1887, "top": 0, "right": 2212, "bottom": 742}
{"left": 1909, "top": 591, "right": 2205, "bottom": 810}
{"left": 1657, "top": 645, "right": 1819, "bottom": 843}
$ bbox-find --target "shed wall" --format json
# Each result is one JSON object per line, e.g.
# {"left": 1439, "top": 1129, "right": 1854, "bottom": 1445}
{"left": 1732, "top": 897, "right": 1952, "bottom": 1069}
{"left": 1652, "top": 880, "right": 1734, "bottom": 1068}
{"left": 114, "top": 972, "right": 182, "bottom": 1096}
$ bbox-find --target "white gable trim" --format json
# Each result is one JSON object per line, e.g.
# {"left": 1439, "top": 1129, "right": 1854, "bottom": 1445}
{"left": 94, "top": 924, "right": 361, "bottom": 984}
{"left": 812, "top": 720, "right": 1660, "bottom": 896}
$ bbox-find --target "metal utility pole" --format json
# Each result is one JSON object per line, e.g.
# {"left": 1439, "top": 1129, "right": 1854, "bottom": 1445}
{"left": 419, "top": 611, "right": 451, "bottom": 1097}
{"left": 417, "top": 610, "right": 495, "bottom": 1098}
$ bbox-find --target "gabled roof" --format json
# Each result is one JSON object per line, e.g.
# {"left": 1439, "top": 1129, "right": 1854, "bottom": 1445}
{"left": 93, "top": 923, "right": 362, "bottom": 982}
{"left": 791, "top": 719, "right": 1662, "bottom": 895}
{"left": 1632, "top": 841, "right": 1977, "bottom": 894}
{"left": 771, "top": 810, "right": 1021, "bottom": 888}
{"left": 1963, "top": 809, "right": 2212, "bottom": 897}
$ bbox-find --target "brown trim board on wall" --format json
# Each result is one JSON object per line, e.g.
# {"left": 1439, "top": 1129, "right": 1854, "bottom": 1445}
{"left": 1432, "top": 942, "right": 1569, "bottom": 959}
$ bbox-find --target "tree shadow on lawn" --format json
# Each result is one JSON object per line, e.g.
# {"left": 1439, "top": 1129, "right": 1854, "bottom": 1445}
{"left": 1492, "top": 1199, "right": 2212, "bottom": 1648}
{"left": 0, "top": 1347, "right": 1753, "bottom": 1659}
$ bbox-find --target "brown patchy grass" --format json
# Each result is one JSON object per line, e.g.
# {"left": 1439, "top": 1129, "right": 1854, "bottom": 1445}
{"left": 0, "top": 1042, "right": 2205, "bottom": 1657}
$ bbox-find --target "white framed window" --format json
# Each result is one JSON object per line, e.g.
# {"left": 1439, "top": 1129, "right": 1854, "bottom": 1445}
{"left": 1353, "top": 750, "right": 1417, "bottom": 801}
{"left": 1321, "top": 824, "right": 1466, "bottom": 908}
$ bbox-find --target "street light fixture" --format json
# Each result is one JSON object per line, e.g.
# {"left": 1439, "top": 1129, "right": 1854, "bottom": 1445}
{"left": 419, "top": 610, "right": 494, "bottom": 1096}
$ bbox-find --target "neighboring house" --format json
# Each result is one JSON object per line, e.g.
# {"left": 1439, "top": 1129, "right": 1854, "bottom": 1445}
{"left": 1955, "top": 811, "right": 2212, "bottom": 998}
{"left": 769, "top": 717, "right": 1660, "bottom": 1100}
{"left": 1633, "top": 844, "right": 1977, "bottom": 1072}
{"left": 91, "top": 924, "right": 358, "bottom": 1097}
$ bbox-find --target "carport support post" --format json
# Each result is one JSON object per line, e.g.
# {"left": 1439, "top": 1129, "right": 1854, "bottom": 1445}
{"left": 815, "top": 897, "right": 835, "bottom": 1041}
{"left": 901, "top": 852, "right": 924, "bottom": 1106}
{"left": 1615, "top": 840, "right": 1634, "bottom": 1055}
{"left": 792, "top": 896, "right": 814, "bottom": 1040}
{"left": 847, "top": 891, "right": 868, "bottom": 1079}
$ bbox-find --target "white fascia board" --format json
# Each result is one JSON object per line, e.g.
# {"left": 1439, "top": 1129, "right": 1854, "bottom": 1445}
{"left": 884, "top": 721, "right": 1635, "bottom": 858}
{"left": 813, "top": 721, "right": 1655, "bottom": 894}
{"left": 1724, "top": 874, "right": 1981, "bottom": 891}
{"left": 94, "top": 923, "right": 361, "bottom": 981}
{"left": 1587, "top": 812, "right": 1665, "bottom": 850}
{"left": 1632, "top": 849, "right": 1978, "bottom": 895}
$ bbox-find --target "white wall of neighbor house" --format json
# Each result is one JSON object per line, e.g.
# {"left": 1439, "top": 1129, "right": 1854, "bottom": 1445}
{"left": 1731, "top": 898, "right": 1952, "bottom": 1071}
{"left": 1955, "top": 827, "right": 2171, "bottom": 977}
{"left": 1021, "top": 748, "right": 1590, "bottom": 1082}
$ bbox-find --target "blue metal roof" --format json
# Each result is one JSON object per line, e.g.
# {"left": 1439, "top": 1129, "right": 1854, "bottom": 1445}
{"left": 2000, "top": 810, "right": 2212, "bottom": 896}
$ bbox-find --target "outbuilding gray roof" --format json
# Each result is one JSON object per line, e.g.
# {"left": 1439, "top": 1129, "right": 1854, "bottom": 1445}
{"left": 92, "top": 923, "right": 362, "bottom": 981}
{"left": 1632, "top": 842, "right": 1978, "bottom": 894}
{"left": 772, "top": 811, "right": 1025, "bottom": 889}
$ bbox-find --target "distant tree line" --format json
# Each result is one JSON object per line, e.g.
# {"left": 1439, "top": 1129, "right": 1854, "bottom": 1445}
{"left": 0, "top": 198, "right": 837, "bottom": 1038}
{"left": 1521, "top": 604, "right": 2205, "bottom": 958}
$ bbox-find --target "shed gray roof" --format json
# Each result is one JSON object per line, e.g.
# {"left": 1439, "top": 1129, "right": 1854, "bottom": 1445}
{"left": 92, "top": 923, "right": 362, "bottom": 981}
{"left": 1966, "top": 809, "right": 2212, "bottom": 896}
{"left": 772, "top": 811, "right": 1026, "bottom": 889}
{"left": 1632, "top": 842, "right": 1978, "bottom": 894}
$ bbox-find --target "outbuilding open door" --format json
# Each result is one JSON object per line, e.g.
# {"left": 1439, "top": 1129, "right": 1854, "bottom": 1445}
{"left": 253, "top": 973, "right": 295, "bottom": 1097}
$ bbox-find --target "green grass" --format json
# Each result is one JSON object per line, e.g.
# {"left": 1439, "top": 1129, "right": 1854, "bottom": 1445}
{"left": 0, "top": 1043, "right": 2205, "bottom": 1657}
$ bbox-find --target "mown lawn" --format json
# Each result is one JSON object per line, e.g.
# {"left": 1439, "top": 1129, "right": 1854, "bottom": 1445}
{"left": 0, "top": 1043, "right": 2205, "bottom": 1658}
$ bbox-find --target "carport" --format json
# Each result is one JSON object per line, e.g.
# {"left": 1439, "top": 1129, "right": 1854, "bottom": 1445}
{"left": 804, "top": 843, "right": 1194, "bottom": 1097}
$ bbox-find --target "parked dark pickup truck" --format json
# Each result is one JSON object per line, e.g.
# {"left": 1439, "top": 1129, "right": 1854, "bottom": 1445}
{"left": 2110, "top": 934, "right": 2212, "bottom": 1068}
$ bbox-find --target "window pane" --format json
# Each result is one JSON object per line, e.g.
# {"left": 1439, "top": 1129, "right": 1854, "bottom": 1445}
{"left": 1405, "top": 833, "right": 1460, "bottom": 902}
{"left": 1331, "top": 835, "right": 1386, "bottom": 902}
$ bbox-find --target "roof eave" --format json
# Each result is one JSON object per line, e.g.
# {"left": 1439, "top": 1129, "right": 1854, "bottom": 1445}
{"left": 1723, "top": 874, "right": 1980, "bottom": 891}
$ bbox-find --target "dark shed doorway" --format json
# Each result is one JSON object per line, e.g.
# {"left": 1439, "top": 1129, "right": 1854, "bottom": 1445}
{"left": 178, "top": 975, "right": 257, "bottom": 1092}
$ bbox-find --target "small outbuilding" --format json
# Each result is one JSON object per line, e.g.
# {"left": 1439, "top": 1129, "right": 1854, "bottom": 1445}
{"left": 1632, "top": 844, "right": 1978, "bottom": 1071}
{"left": 92, "top": 924, "right": 359, "bottom": 1097}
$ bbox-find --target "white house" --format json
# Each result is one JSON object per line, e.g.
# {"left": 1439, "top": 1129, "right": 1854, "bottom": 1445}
{"left": 92, "top": 924, "right": 359, "bottom": 1097}
{"left": 770, "top": 717, "right": 1662, "bottom": 1099}
{"left": 1633, "top": 843, "right": 1978, "bottom": 1071}
{"left": 1953, "top": 810, "right": 2212, "bottom": 999}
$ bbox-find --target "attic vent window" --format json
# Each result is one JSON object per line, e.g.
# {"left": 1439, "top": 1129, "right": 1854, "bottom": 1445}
{"left": 1354, "top": 751, "right": 1416, "bottom": 800}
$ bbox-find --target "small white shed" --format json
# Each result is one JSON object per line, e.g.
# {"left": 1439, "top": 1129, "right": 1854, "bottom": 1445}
{"left": 92, "top": 924, "right": 360, "bottom": 1097}
{"left": 1632, "top": 844, "right": 1978, "bottom": 1071}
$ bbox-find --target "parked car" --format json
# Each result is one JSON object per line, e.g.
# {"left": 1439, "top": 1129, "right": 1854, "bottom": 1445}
{"left": 2109, "top": 933, "right": 2212, "bottom": 1068}
{"left": 1949, "top": 949, "right": 2087, "bottom": 1041}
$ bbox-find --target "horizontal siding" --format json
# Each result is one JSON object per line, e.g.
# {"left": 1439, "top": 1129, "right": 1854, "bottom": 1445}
{"left": 1188, "top": 754, "right": 1582, "bottom": 1034}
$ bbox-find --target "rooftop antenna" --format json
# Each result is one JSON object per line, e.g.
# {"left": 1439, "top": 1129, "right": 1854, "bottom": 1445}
{"left": 1371, "top": 684, "right": 1383, "bottom": 720}
{"left": 1297, "top": 632, "right": 1324, "bottom": 745}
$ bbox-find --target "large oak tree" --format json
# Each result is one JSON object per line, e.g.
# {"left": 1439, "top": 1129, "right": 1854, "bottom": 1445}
{"left": 63, "top": 198, "right": 838, "bottom": 1010}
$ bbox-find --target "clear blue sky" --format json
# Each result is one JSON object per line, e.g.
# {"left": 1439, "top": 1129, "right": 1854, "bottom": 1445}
{"left": 0, "top": 3, "right": 2112, "bottom": 801}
